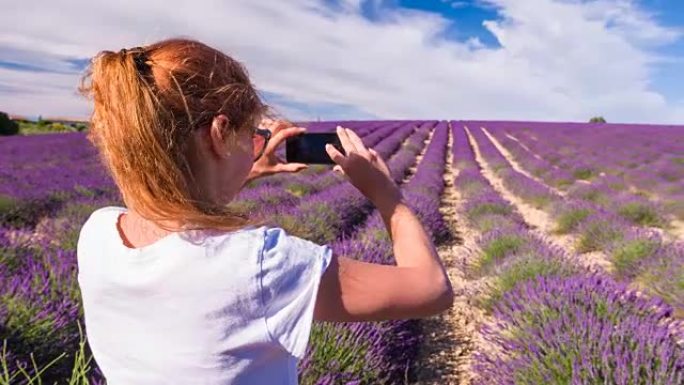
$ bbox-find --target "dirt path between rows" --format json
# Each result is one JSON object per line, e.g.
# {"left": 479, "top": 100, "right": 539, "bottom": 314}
{"left": 464, "top": 126, "right": 614, "bottom": 274}
{"left": 412, "top": 126, "right": 491, "bottom": 385}
{"left": 671, "top": 221, "right": 684, "bottom": 240}
{"left": 503, "top": 132, "right": 684, "bottom": 240}
{"left": 504, "top": 133, "right": 550, "bottom": 164}
{"left": 480, "top": 127, "right": 565, "bottom": 197}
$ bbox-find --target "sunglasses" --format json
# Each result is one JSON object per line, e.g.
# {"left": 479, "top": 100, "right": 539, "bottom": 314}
{"left": 253, "top": 128, "right": 271, "bottom": 161}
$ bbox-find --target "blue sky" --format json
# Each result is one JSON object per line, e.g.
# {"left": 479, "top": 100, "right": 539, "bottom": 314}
{"left": 397, "top": 0, "right": 502, "bottom": 47}
{"left": 1, "top": 0, "right": 683, "bottom": 123}
{"left": 639, "top": 0, "right": 684, "bottom": 102}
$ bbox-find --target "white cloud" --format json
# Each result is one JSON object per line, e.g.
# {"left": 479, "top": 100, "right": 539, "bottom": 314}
{"left": 0, "top": 0, "right": 682, "bottom": 123}
{"left": 580, "top": 0, "right": 682, "bottom": 47}
{"left": 445, "top": 1, "right": 470, "bottom": 9}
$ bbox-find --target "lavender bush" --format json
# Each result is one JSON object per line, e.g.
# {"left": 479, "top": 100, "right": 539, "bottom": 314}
{"left": 474, "top": 275, "right": 684, "bottom": 385}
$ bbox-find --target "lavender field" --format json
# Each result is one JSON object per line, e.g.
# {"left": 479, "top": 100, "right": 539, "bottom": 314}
{"left": 1, "top": 120, "right": 683, "bottom": 384}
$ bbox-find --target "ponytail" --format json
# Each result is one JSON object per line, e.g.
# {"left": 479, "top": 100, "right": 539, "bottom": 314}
{"left": 79, "top": 38, "right": 266, "bottom": 232}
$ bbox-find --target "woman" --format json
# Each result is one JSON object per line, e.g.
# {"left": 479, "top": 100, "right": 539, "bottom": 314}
{"left": 77, "top": 37, "right": 454, "bottom": 384}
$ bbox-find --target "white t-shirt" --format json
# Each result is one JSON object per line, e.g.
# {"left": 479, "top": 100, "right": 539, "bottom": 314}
{"left": 77, "top": 206, "right": 333, "bottom": 385}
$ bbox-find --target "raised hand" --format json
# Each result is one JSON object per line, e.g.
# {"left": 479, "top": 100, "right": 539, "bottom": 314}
{"left": 248, "top": 118, "right": 308, "bottom": 180}
{"left": 325, "top": 126, "right": 401, "bottom": 210}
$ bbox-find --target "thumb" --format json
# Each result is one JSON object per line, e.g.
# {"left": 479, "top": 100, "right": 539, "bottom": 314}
{"left": 276, "top": 163, "right": 308, "bottom": 173}
{"left": 332, "top": 164, "right": 347, "bottom": 177}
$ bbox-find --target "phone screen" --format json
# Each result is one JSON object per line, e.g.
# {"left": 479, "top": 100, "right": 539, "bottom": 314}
{"left": 286, "top": 133, "right": 345, "bottom": 164}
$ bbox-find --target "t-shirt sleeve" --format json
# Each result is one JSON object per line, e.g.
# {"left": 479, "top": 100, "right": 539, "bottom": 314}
{"left": 258, "top": 227, "right": 333, "bottom": 359}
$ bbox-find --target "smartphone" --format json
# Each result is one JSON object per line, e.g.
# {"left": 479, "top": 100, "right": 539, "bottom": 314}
{"left": 286, "top": 133, "right": 345, "bottom": 164}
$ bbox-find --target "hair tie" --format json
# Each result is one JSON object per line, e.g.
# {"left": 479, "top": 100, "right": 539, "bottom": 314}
{"left": 118, "top": 46, "right": 150, "bottom": 75}
{"left": 133, "top": 52, "right": 150, "bottom": 74}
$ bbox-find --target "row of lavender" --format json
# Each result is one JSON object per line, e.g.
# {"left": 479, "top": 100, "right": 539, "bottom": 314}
{"left": 0, "top": 120, "right": 400, "bottom": 229}
{"left": 484, "top": 122, "right": 681, "bottom": 233}
{"left": 450, "top": 123, "right": 683, "bottom": 384}
{"left": 480, "top": 121, "right": 684, "bottom": 222}
{"left": 466, "top": 123, "right": 684, "bottom": 315}
{"left": 0, "top": 120, "right": 442, "bottom": 383}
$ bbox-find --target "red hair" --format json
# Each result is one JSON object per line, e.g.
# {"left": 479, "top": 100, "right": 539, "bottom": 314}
{"left": 79, "top": 37, "right": 267, "bottom": 231}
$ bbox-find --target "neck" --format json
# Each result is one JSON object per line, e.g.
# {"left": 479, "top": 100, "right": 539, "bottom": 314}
{"left": 125, "top": 208, "right": 184, "bottom": 234}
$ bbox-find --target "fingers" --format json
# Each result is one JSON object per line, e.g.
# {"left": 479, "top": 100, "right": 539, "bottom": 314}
{"left": 260, "top": 117, "right": 275, "bottom": 126}
{"left": 270, "top": 120, "right": 292, "bottom": 135}
{"left": 369, "top": 148, "right": 379, "bottom": 160}
{"left": 336, "top": 126, "right": 357, "bottom": 154}
{"left": 275, "top": 163, "right": 308, "bottom": 173}
{"left": 326, "top": 143, "right": 346, "bottom": 166}
{"left": 345, "top": 128, "right": 369, "bottom": 157}
{"left": 370, "top": 148, "right": 385, "bottom": 166}
{"left": 367, "top": 147, "right": 391, "bottom": 176}
{"left": 260, "top": 118, "right": 285, "bottom": 131}
{"left": 266, "top": 126, "right": 306, "bottom": 154}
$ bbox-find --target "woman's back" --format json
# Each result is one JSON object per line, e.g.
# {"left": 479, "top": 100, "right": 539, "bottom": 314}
{"left": 77, "top": 206, "right": 332, "bottom": 384}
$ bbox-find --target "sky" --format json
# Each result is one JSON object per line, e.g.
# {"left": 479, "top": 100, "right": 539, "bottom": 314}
{"left": 0, "top": 0, "right": 683, "bottom": 123}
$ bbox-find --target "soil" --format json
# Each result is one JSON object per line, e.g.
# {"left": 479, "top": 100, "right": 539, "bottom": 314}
{"left": 504, "top": 133, "right": 549, "bottom": 163}
{"left": 464, "top": 126, "right": 614, "bottom": 274}
{"left": 412, "top": 125, "right": 489, "bottom": 385}
{"left": 670, "top": 220, "right": 684, "bottom": 240}
{"left": 505, "top": 132, "right": 684, "bottom": 240}
{"left": 481, "top": 127, "right": 565, "bottom": 197}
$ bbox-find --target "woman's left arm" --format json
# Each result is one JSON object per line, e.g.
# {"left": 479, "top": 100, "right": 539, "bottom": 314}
{"left": 245, "top": 118, "right": 308, "bottom": 183}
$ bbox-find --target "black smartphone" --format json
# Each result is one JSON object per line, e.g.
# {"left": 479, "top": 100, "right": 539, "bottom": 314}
{"left": 286, "top": 133, "right": 345, "bottom": 164}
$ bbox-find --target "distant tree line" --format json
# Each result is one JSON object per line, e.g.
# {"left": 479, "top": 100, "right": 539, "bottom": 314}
{"left": 0, "top": 110, "right": 612, "bottom": 136}
{"left": 0, "top": 111, "right": 89, "bottom": 136}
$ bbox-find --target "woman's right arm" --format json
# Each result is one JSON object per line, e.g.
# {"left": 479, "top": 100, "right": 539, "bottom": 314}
{"left": 313, "top": 127, "right": 454, "bottom": 322}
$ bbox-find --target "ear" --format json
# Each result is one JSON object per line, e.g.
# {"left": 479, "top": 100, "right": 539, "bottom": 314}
{"left": 208, "top": 114, "right": 230, "bottom": 159}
